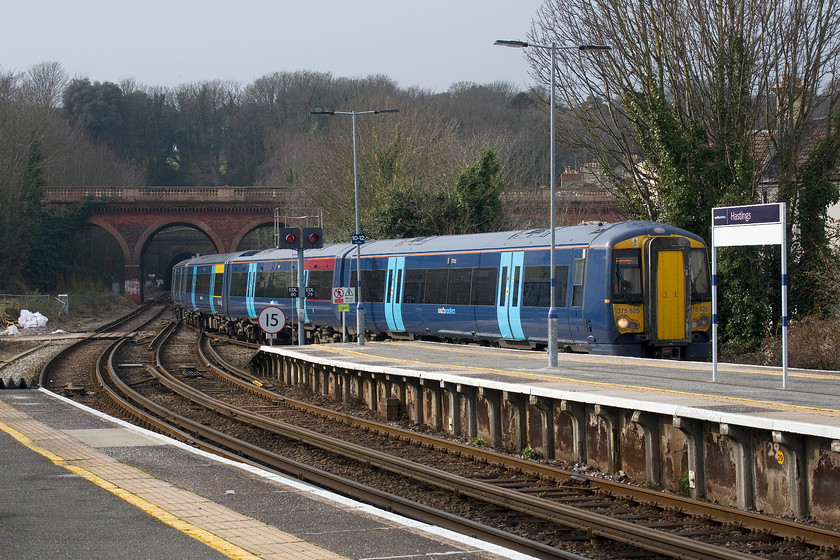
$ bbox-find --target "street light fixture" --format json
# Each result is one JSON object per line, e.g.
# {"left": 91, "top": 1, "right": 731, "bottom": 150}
{"left": 309, "top": 109, "right": 399, "bottom": 346}
{"left": 495, "top": 39, "right": 610, "bottom": 367}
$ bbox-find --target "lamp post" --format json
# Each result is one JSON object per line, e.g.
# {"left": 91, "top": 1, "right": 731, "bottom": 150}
{"left": 309, "top": 109, "right": 399, "bottom": 346}
{"left": 494, "top": 40, "right": 609, "bottom": 367}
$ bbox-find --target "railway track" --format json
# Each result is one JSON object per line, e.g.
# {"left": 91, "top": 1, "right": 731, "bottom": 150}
{"left": 37, "top": 306, "right": 840, "bottom": 560}
{"left": 105, "top": 320, "right": 840, "bottom": 558}
{"left": 40, "top": 299, "right": 171, "bottom": 404}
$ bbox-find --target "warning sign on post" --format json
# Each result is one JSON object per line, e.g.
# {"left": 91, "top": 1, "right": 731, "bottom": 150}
{"left": 332, "top": 287, "right": 356, "bottom": 304}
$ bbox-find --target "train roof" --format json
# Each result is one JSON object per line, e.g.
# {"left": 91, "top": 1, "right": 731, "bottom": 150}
{"left": 173, "top": 251, "right": 254, "bottom": 268}
{"left": 333, "top": 221, "right": 705, "bottom": 256}
{"left": 177, "top": 221, "right": 706, "bottom": 267}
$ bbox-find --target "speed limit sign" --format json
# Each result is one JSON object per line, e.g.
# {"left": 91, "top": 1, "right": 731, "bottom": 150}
{"left": 258, "top": 306, "right": 286, "bottom": 334}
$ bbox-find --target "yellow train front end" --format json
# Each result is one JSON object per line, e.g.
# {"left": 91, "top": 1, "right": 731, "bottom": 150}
{"left": 610, "top": 233, "right": 711, "bottom": 359}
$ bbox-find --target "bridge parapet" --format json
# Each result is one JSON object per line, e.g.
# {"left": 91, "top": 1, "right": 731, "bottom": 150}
{"left": 43, "top": 186, "right": 307, "bottom": 304}
{"left": 43, "top": 186, "right": 302, "bottom": 204}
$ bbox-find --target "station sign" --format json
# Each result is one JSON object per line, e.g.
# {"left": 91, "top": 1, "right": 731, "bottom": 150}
{"left": 352, "top": 234, "right": 366, "bottom": 245}
{"left": 258, "top": 306, "right": 286, "bottom": 334}
{"left": 712, "top": 203, "right": 784, "bottom": 247}
{"left": 710, "top": 202, "right": 789, "bottom": 386}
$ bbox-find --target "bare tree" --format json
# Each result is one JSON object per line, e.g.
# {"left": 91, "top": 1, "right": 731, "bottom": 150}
{"left": 23, "top": 61, "right": 68, "bottom": 109}
{"left": 529, "top": 0, "right": 840, "bottom": 224}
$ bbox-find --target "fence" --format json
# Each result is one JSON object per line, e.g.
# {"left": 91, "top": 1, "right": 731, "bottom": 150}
{"left": 0, "top": 294, "right": 66, "bottom": 317}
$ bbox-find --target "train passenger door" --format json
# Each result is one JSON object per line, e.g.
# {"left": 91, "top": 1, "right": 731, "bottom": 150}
{"left": 646, "top": 237, "right": 691, "bottom": 345}
{"left": 245, "top": 263, "right": 258, "bottom": 319}
{"left": 210, "top": 264, "right": 223, "bottom": 313}
{"left": 568, "top": 252, "right": 586, "bottom": 341}
{"left": 497, "top": 251, "right": 525, "bottom": 340}
{"left": 302, "top": 269, "right": 311, "bottom": 323}
{"left": 385, "top": 257, "right": 406, "bottom": 332}
{"left": 189, "top": 267, "right": 197, "bottom": 310}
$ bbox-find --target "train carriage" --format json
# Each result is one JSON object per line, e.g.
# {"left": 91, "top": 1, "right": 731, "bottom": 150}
{"left": 171, "top": 221, "right": 712, "bottom": 360}
{"left": 171, "top": 252, "right": 245, "bottom": 331}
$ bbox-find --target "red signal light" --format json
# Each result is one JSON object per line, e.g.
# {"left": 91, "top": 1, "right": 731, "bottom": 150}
{"left": 285, "top": 233, "right": 297, "bottom": 245}
{"left": 302, "top": 227, "right": 324, "bottom": 249}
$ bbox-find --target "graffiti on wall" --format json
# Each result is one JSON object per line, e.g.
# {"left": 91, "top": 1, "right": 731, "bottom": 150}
{"left": 125, "top": 279, "right": 140, "bottom": 295}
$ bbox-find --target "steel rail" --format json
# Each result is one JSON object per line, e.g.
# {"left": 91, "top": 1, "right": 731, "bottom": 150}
{"left": 39, "top": 301, "right": 169, "bottom": 387}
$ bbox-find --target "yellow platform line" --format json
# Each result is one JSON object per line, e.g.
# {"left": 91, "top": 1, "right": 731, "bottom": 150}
{"left": 0, "top": 420, "right": 264, "bottom": 560}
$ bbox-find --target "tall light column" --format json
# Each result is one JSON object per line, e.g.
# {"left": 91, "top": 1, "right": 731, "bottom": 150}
{"left": 310, "top": 109, "right": 399, "bottom": 346}
{"left": 495, "top": 40, "right": 610, "bottom": 367}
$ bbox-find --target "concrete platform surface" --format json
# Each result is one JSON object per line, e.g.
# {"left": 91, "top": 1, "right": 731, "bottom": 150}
{"left": 0, "top": 389, "right": 535, "bottom": 560}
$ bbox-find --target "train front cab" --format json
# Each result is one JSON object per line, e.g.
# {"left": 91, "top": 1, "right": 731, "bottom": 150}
{"left": 610, "top": 234, "right": 711, "bottom": 359}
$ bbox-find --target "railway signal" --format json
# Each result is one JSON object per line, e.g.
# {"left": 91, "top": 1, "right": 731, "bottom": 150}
{"left": 302, "top": 228, "right": 324, "bottom": 249}
{"left": 279, "top": 228, "right": 301, "bottom": 249}
{"left": 277, "top": 226, "right": 324, "bottom": 345}
{"left": 279, "top": 227, "right": 323, "bottom": 250}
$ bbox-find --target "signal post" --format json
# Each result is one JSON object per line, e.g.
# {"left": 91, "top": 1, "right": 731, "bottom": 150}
{"left": 278, "top": 227, "right": 323, "bottom": 345}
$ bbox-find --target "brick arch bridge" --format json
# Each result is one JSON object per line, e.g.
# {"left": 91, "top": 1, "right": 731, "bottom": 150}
{"left": 43, "top": 186, "right": 308, "bottom": 303}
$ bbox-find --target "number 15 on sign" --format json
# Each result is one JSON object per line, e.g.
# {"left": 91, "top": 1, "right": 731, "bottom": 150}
{"left": 258, "top": 306, "right": 286, "bottom": 335}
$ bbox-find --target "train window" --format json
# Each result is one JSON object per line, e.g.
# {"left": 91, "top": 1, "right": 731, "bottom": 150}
{"left": 612, "top": 249, "right": 643, "bottom": 304}
{"left": 499, "top": 266, "right": 508, "bottom": 306}
{"left": 471, "top": 267, "right": 497, "bottom": 306}
{"left": 523, "top": 266, "right": 568, "bottom": 307}
{"left": 572, "top": 258, "right": 585, "bottom": 307}
{"left": 690, "top": 248, "right": 711, "bottom": 301}
{"left": 447, "top": 268, "right": 472, "bottom": 305}
{"left": 307, "top": 270, "right": 333, "bottom": 300}
{"left": 255, "top": 272, "right": 271, "bottom": 298}
{"left": 425, "top": 269, "right": 448, "bottom": 304}
{"left": 511, "top": 267, "right": 521, "bottom": 307}
{"left": 385, "top": 270, "right": 394, "bottom": 303}
{"left": 254, "top": 270, "right": 292, "bottom": 299}
{"left": 195, "top": 272, "right": 211, "bottom": 295}
{"left": 277, "top": 270, "right": 296, "bottom": 298}
{"left": 403, "top": 269, "right": 426, "bottom": 303}
{"left": 350, "top": 269, "right": 385, "bottom": 303}
{"left": 395, "top": 269, "right": 403, "bottom": 304}
{"left": 368, "top": 270, "right": 386, "bottom": 302}
{"left": 212, "top": 273, "right": 223, "bottom": 297}
{"left": 557, "top": 266, "right": 569, "bottom": 307}
{"left": 230, "top": 271, "right": 248, "bottom": 297}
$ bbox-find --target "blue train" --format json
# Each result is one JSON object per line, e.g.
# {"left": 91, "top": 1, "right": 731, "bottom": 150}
{"left": 171, "top": 221, "right": 712, "bottom": 359}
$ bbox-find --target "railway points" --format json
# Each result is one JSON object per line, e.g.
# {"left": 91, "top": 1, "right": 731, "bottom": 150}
{"left": 0, "top": 388, "right": 533, "bottom": 560}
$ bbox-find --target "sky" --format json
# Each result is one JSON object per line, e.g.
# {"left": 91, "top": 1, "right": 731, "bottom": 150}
{"left": 4, "top": 0, "right": 547, "bottom": 93}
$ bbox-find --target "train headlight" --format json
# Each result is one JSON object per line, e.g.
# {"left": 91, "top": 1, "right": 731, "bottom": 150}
{"left": 692, "top": 314, "right": 710, "bottom": 329}
{"left": 616, "top": 316, "right": 638, "bottom": 331}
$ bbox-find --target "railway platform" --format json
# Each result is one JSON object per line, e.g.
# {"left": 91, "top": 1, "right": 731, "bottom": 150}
{"left": 0, "top": 388, "right": 530, "bottom": 560}
{"left": 254, "top": 341, "right": 840, "bottom": 525}
{"left": 266, "top": 340, "right": 840, "bottom": 427}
